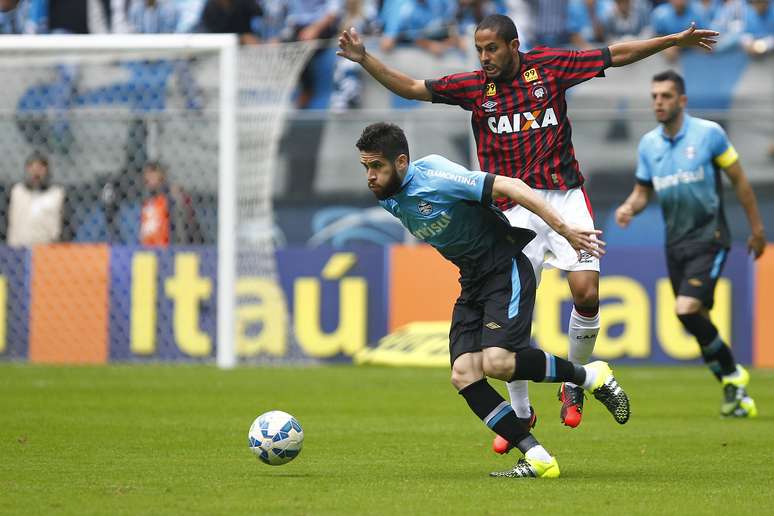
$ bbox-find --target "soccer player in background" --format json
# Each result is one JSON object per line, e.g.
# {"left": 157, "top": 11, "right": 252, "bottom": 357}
{"left": 615, "top": 71, "right": 765, "bottom": 418}
{"left": 337, "top": 14, "right": 719, "bottom": 444}
{"left": 356, "top": 121, "right": 630, "bottom": 479}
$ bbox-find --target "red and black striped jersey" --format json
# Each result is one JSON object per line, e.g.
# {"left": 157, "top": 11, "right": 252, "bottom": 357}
{"left": 425, "top": 46, "right": 611, "bottom": 211}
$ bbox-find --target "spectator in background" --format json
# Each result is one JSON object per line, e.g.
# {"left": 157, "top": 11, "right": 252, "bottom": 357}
{"left": 198, "top": 0, "right": 262, "bottom": 44}
{"left": 531, "top": 0, "right": 571, "bottom": 46}
{"left": 696, "top": 0, "right": 721, "bottom": 29}
{"left": 282, "top": 0, "right": 340, "bottom": 42}
{"left": 710, "top": 0, "right": 773, "bottom": 160}
{"left": 456, "top": 0, "right": 507, "bottom": 36}
{"left": 652, "top": 0, "right": 709, "bottom": 60}
{"left": 279, "top": 0, "right": 342, "bottom": 108}
{"left": 712, "top": 0, "right": 773, "bottom": 56}
{"left": 113, "top": 0, "right": 204, "bottom": 32}
{"left": 380, "top": 0, "right": 458, "bottom": 55}
{"left": 25, "top": 0, "right": 113, "bottom": 34}
{"left": 0, "top": 0, "right": 37, "bottom": 33}
{"left": 7, "top": 152, "right": 72, "bottom": 247}
{"left": 330, "top": 0, "right": 378, "bottom": 110}
{"left": 505, "top": 0, "right": 534, "bottom": 48}
{"left": 126, "top": 0, "right": 179, "bottom": 33}
{"left": 599, "top": 0, "right": 651, "bottom": 41}
{"left": 566, "top": 0, "right": 606, "bottom": 49}
{"left": 174, "top": 0, "right": 205, "bottom": 32}
{"left": 652, "top": 0, "right": 710, "bottom": 35}
{"left": 251, "top": 0, "right": 286, "bottom": 40}
{"left": 140, "top": 161, "right": 202, "bottom": 246}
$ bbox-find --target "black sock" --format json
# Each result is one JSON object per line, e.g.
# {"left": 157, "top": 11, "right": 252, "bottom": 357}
{"left": 510, "top": 348, "right": 586, "bottom": 385}
{"left": 677, "top": 313, "right": 736, "bottom": 379}
{"left": 458, "top": 378, "right": 537, "bottom": 453}
{"left": 700, "top": 336, "right": 737, "bottom": 379}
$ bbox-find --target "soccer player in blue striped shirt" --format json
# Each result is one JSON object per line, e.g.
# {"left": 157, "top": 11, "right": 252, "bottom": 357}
{"left": 357, "top": 122, "right": 630, "bottom": 478}
{"left": 615, "top": 70, "right": 766, "bottom": 417}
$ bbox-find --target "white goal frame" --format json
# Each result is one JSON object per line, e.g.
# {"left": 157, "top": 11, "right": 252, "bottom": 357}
{"left": 0, "top": 34, "right": 239, "bottom": 369}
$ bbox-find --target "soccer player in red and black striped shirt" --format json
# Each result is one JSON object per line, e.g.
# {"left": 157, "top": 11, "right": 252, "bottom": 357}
{"left": 337, "top": 14, "right": 718, "bottom": 443}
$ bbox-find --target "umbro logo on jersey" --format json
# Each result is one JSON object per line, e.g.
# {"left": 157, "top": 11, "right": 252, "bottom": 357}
{"left": 487, "top": 108, "right": 558, "bottom": 134}
{"left": 417, "top": 200, "right": 433, "bottom": 215}
{"left": 685, "top": 145, "right": 696, "bottom": 159}
{"left": 481, "top": 100, "right": 498, "bottom": 112}
{"left": 485, "top": 321, "right": 501, "bottom": 330}
{"left": 523, "top": 68, "right": 539, "bottom": 82}
{"left": 486, "top": 83, "right": 496, "bottom": 96}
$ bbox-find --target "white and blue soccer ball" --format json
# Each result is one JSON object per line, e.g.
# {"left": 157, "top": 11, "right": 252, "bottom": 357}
{"left": 248, "top": 410, "right": 304, "bottom": 466}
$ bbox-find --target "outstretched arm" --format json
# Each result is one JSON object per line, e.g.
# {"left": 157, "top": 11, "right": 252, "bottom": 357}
{"left": 615, "top": 183, "right": 653, "bottom": 228}
{"left": 609, "top": 23, "right": 719, "bottom": 67}
{"left": 492, "top": 176, "right": 605, "bottom": 257}
{"left": 724, "top": 161, "right": 766, "bottom": 258}
{"left": 337, "top": 27, "right": 432, "bottom": 101}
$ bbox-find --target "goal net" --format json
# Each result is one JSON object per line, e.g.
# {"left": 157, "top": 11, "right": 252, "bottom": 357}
{"left": 0, "top": 35, "right": 316, "bottom": 367}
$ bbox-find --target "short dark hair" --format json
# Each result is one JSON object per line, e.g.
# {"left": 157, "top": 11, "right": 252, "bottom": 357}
{"left": 355, "top": 122, "right": 410, "bottom": 162}
{"left": 652, "top": 70, "right": 686, "bottom": 95}
{"left": 25, "top": 150, "right": 48, "bottom": 169}
{"left": 475, "top": 14, "right": 519, "bottom": 43}
{"left": 143, "top": 160, "right": 167, "bottom": 173}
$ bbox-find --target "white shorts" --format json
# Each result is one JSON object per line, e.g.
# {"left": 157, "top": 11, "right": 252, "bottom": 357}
{"left": 504, "top": 187, "right": 599, "bottom": 284}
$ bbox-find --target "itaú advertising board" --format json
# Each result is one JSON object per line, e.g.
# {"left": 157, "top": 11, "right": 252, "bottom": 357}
{"left": 368, "top": 244, "right": 756, "bottom": 367}
{"left": 107, "top": 245, "right": 389, "bottom": 363}
{"left": 0, "top": 243, "right": 765, "bottom": 366}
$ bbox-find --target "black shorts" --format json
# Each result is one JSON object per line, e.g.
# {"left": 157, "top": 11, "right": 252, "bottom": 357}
{"left": 448, "top": 252, "right": 536, "bottom": 366}
{"left": 666, "top": 243, "right": 729, "bottom": 310}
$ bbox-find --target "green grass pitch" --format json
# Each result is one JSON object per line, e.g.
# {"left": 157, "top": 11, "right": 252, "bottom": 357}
{"left": 2, "top": 364, "right": 774, "bottom": 515}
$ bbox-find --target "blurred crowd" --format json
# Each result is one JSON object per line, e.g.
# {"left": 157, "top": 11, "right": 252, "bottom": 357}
{"left": 0, "top": 0, "right": 771, "bottom": 50}
{"left": 0, "top": 0, "right": 771, "bottom": 109}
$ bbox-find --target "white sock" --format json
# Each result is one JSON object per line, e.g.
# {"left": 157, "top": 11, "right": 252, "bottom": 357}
{"left": 506, "top": 380, "right": 531, "bottom": 418}
{"left": 525, "top": 445, "right": 552, "bottom": 463}
{"left": 566, "top": 307, "right": 600, "bottom": 388}
{"left": 581, "top": 364, "right": 599, "bottom": 390}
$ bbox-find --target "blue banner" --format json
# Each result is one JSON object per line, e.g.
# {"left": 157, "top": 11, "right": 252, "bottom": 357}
{"left": 0, "top": 247, "right": 30, "bottom": 359}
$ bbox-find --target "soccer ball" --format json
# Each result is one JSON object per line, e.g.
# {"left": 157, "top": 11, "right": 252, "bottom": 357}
{"left": 248, "top": 410, "right": 304, "bottom": 465}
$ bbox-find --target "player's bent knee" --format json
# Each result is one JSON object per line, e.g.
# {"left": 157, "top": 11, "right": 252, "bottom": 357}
{"left": 568, "top": 272, "right": 600, "bottom": 307}
{"left": 675, "top": 296, "right": 703, "bottom": 316}
{"left": 451, "top": 359, "right": 483, "bottom": 390}
{"left": 481, "top": 350, "right": 514, "bottom": 381}
{"left": 450, "top": 368, "right": 481, "bottom": 391}
{"left": 572, "top": 286, "right": 599, "bottom": 308}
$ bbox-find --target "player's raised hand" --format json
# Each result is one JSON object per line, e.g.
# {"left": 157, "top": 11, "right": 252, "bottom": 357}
{"left": 337, "top": 27, "right": 366, "bottom": 63}
{"left": 563, "top": 227, "right": 606, "bottom": 258}
{"left": 674, "top": 22, "right": 719, "bottom": 51}
{"left": 748, "top": 232, "right": 766, "bottom": 259}
{"left": 615, "top": 204, "right": 634, "bottom": 228}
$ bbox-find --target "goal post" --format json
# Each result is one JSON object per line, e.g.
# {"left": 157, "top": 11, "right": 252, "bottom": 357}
{"left": 216, "top": 35, "right": 238, "bottom": 370}
{"left": 0, "top": 35, "right": 316, "bottom": 367}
